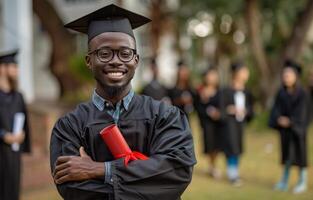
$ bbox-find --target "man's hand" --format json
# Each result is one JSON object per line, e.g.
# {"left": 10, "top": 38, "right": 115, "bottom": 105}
{"left": 53, "top": 147, "right": 105, "bottom": 184}
{"left": 277, "top": 116, "right": 291, "bottom": 128}
{"left": 3, "top": 132, "right": 25, "bottom": 145}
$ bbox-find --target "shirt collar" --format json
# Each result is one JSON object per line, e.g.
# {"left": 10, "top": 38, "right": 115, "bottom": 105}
{"left": 92, "top": 89, "right": 134, "bottom": 111}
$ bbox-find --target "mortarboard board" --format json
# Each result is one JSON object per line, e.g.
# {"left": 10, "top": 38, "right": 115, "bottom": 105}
{"left": 64, "top": 4, "right": 151, "bottom": 42}
{"left": 0, "top": 50, "right": 18, "bottom": 64}
{"left": 284, "top": 59, "right": 302, "bottom": 75}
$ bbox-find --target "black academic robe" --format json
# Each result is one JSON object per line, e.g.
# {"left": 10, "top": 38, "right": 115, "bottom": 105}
{"left": 0, "top": 91, "right": 31, "bottom": 200}
{"left": 168, "top": 87, "right": 194, "bottom": 116}
{"left": 309, "top": 86, "right": 313, "bottom": 121}
{"left": 142, "top": 79, "right": 168, "bottom": 101}
{"left": 50, "top": 94, "right": 196, "bottom": 200}
{"left": 220, "top": 88, "right": 254, "bottom": 157}
{"left": 193, "top": 88, "right": 222, "bottom": 153}
{"left": 269, "top": 86, "right": 309, "bottom": 167}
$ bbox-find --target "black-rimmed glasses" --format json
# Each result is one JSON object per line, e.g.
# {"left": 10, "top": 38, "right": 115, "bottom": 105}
{"left": 88, "top": 47, "right": 137, "bottom": 63}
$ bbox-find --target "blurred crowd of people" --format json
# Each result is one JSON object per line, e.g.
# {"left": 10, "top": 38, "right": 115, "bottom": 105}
{"left": 141, "top": 58, "right": 311, "bottom": 194}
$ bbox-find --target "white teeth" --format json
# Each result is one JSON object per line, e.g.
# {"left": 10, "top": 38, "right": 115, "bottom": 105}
{"left": 108, "top": 72, "right": 123, "bottom": 77}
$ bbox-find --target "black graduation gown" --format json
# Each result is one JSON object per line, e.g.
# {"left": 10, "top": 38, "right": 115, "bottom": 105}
{"left": 142, "top": 80, "right": 168, "bottom": 101}
{"left": 220, "top": 88, "right": 254, "bottom": 157}
{"left": 167, "top": 87, "right": 194, "bottom": 116}
{"left": 193, "top": 88, "right": 222, "bottom": 153}
{"left": 309, "top": 86, "right": 313, "bottom": 121}
{"left": 50, "top": 94, "right": 196, "bottom": 200}
{"left": 0, "top": 91, "right": 31, "bottom": 200}
{"left": 269, "top": 86, "right": 309, "bottom": 167}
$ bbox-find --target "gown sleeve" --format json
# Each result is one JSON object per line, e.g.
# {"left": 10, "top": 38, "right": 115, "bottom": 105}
{"left": 50, "top": 116, "right": 113, "bottom": 200}
{"left": 193, "top": 93, "right": 206, "bottom": 117}
{"left": 110, "top": 105, "right": 196, "bottom": 200}
{"left": 20, "top": 94, "right": 31, "bottom": 153}
{"left": 269, "top": 91, "right": 281, "bottom": 129}
{"left": 245, "top": 91, "right": 254, "bottom": 123}
{"left": 289, "top": 91, "right": 309, "bottom": 136}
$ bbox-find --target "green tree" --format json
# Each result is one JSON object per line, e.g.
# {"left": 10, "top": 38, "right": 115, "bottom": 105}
{"left": 175, "top": 0, "right": 313, "bottom": 107}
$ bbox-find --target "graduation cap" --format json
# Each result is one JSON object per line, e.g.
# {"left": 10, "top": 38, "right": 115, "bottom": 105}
{"left": 230, "top": 62, "right": 245, "bottom": 73}
{"left": 0, "top": 50, "right": 18, "bottom": 64}
{"left": 284, "top": 59, "right": 302, "bottom": 75}
{"left": 64, "top": 4, "right": 151, "bottom": 41}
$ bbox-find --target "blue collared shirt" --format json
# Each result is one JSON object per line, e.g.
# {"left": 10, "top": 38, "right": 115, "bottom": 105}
{"left": 92, "top": 89, "right": 134, "bottom": 185}
{"left": 92, "top": 89, "right": 134, "bottom": 123}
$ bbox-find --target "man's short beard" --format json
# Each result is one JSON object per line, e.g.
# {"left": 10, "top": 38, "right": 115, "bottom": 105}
{"left": 96, "top": 78, "right": 131, "bottom": 98}
{"left": 104, "top": 85, "right": 127, "bottom": 97}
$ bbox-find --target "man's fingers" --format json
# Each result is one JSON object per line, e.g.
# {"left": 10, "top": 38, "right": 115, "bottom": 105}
{"left": 79, "top": 146, "right": 88, "bottom": 157}
{"left": 55, "top": 174, "right": 71, "bottom": 184}
{"left": 54, "top": 162, "right": 70, "bottom": 176}
{"left": 56, "top": 156, "right": 73, "bottom": 165}
{"left": 54, "top": 168, "right": 69, "bottom": 180}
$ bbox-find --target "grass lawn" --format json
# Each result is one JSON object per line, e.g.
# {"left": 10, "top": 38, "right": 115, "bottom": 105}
{"left": 182, "top": 116, "right": 313, "bottom": 200}
{"left": 22, "top": 115, "right": 313, "bottom": 200}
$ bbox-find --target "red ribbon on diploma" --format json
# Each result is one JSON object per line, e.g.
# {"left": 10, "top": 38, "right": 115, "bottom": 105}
{"left": 100, "top": 124, "right": 149, "bottom": 166}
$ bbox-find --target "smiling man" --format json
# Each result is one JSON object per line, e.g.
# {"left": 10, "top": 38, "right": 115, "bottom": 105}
{"left": 50, "top": 4, "right": 196, "bottom": 200}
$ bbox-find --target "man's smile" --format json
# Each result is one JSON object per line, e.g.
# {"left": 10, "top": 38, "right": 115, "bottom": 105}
{"left": 103, "top": 68, "right": 128, "bottom": 81}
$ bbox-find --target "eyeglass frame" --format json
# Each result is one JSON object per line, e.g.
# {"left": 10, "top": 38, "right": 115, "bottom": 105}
{"left": 88, "top": 47, "right": 137, "bottom": 63}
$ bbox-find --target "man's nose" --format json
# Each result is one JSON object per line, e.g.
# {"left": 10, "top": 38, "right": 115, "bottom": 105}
{"left": 109, "top": 53, "right": 123, "bottom": 67}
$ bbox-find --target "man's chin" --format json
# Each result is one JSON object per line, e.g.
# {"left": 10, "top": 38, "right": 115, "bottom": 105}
{"left": 103, "top": 84, "right": 128, "bottom": 97}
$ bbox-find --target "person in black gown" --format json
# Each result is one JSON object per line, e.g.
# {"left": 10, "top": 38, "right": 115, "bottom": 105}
{"left": 220, "top": 62, "right": 254, "bottom": 186}
{"left": 308, "top": 68, "right": 313, "bottom": 121}
{"left": 269, "top": 60, "right": 310, "bottom": 194}
{"left": 50, "top": 4, "right": 196, "bottom": 200}
{"left": 141, "top": 58, "right": 169, "bottom": 102}
{"left": 194, "top": 68, "right": 222, "bottom": 178}
{"left": 0, "top": 50, "right": 31, "bottom": 200}
{"left": 168, "top": 61, "right": 194, "bottom": 118}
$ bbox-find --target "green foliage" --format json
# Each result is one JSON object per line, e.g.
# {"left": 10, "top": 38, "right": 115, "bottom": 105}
{"left": 248, "top": 110, "right": 270, "bottom": 132}
{"left": 175, "top": 0, "right": 313, "bottom": 108}
{"left": 182, "top": 116, "right": 313, "bottom": 200}
{"left": 68, "top": 54, "right": 93, "bottom": 82}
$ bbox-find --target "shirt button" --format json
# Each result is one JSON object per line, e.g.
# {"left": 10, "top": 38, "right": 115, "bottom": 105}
{"left": 105, "top": 102, "right": 110, "bottom": 107}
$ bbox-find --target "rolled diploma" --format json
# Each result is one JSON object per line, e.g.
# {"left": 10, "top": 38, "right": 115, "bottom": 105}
{"left": 12, "top": 113, "right": 25, "bottom": 151}
{"left": 234, "top": 91, "right": 245, "bottom": 122}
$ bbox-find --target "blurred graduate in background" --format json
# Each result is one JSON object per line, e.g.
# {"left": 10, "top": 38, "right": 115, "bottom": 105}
{"left": 194, "top": 67, "right": 222, "bottom": 179}
{"left": 220, "top": 62, "right": 254, "bottom": 186}
{"left": 141, "top": 57, "right": 169, "bottom": 102}
{"left": 0, "top": 50, "right": 31, "bottom": 200}
{"left": 168, "top": 61, "right": 194, "bottom": 118}
{"left": 269, "top": 60, "right": 310, "bottom": 194}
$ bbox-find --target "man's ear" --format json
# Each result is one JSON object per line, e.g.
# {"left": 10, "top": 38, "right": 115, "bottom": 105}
{"left": 134, "top": 55, "right": 139, "bottom": 68}
{"left": 85, "top": 55, "right": 92, "bottom": 70}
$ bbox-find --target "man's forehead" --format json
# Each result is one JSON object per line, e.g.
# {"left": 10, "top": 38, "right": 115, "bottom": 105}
{"left": 89, "top": 32, "right": 136, "bottom": 48}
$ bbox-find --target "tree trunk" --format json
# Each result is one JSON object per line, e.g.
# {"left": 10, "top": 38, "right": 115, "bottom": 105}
{"left": 245, "top": 0, "right": 313, "bottom": 108}
{"left": 245, "top": 0, "right": 272, "bottom": 107}
{"left": 33, "top": 0, "right": 82, "bottom": 98}
{"left": 149, "top": 0, "right": 165, "bottom": 58}
{"left": 280, "top": 0, "right": 313, "bottom": 63}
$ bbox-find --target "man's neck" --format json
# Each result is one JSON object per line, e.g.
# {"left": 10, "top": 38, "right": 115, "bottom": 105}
{"left": 96, "top": 84, "right": 131, "bottom": 105}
